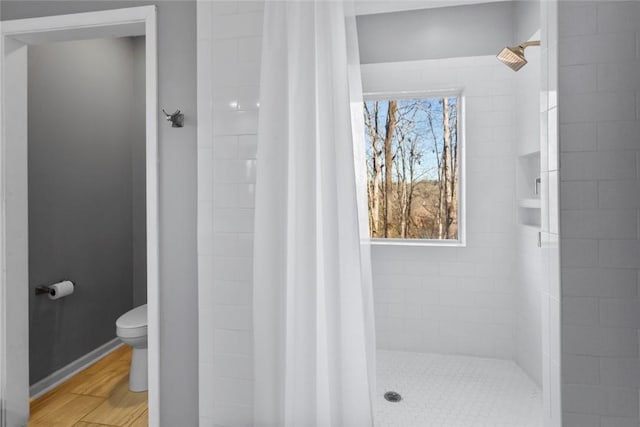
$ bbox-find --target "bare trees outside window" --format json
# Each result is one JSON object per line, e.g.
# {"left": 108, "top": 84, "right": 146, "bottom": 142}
{"left": 364, "top": 96, "right": 460, "bottom": 240}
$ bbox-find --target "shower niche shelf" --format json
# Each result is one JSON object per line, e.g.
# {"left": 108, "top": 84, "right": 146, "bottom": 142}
{"left": 518, "top": 198, "right": 541, "bottom": 209}
{"left": 517, "top": 151, "right": 541, "bottom": 228}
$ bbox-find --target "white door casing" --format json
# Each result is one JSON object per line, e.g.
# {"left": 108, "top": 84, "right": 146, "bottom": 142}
{"left": 0, "top": 7, "right": 159, "bottom": 426}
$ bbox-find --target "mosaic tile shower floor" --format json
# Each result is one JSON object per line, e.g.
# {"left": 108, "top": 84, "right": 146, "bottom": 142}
{"left": 375, "top": 350, "right": 542, "bottom": 427}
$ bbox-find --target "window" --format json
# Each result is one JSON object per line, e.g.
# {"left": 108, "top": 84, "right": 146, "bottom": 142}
{"left": 363, "top": 95, "right": 462, "bottom": 242}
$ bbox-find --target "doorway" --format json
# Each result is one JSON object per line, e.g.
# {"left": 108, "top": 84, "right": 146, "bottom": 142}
{"left": 0, "top": 7, "right": 159, "bottom": 426}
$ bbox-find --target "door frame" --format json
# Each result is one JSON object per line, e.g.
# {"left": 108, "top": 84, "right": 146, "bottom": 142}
{"left": 0, "top": 6, "right": 159, "bottom": 426}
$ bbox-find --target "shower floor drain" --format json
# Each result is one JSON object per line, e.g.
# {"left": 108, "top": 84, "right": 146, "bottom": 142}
{"left": 384, "top": 391, "right": 402, "bottom": 402}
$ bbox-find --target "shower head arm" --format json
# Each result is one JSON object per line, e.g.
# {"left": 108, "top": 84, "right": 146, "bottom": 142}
{"left": 519, "top": 40, "right": 541, "bottom": 50}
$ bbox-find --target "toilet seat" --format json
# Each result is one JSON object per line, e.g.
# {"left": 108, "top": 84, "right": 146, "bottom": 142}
{"left": 116, "top": 304, "right": 147, "bottom": 338}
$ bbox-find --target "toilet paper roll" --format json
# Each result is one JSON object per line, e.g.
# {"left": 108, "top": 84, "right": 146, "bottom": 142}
{"left": 48, "top": 280, "right": 74, "bottom": 300}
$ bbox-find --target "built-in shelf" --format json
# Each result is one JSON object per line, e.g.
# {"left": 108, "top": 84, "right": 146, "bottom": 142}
{"left": 518, "top": 198, "right": 541, "bottom": 209}
{"left": 517, "top": 151, "right": 541, "bottom": 228}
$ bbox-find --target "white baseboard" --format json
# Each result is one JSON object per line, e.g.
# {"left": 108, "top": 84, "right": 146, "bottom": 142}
{"left": 29, "top": 338, "right": 123, "bottom": 399}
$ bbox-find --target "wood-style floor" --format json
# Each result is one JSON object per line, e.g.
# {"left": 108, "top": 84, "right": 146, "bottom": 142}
{"left": 29, "top": 346, "right": 148, "bottom": 427}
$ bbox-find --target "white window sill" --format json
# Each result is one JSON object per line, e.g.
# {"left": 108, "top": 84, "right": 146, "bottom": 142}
{"left": 369, "top": 238, "right": 466, "bottom": 247}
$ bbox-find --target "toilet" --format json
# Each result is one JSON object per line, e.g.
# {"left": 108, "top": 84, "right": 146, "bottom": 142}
{"left": 116, "top": 304, "right": 147, "bottom": 392}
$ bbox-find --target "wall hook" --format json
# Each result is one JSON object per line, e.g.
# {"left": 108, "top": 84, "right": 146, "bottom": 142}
{"left": 162, "top": 109, "right": 184, "bottom": 128}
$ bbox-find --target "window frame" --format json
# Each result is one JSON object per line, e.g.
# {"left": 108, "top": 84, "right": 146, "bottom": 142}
{"left": 362, "top": 89, "right": 466, "bottom": 247}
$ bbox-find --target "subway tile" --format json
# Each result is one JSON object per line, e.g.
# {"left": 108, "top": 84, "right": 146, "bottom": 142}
{"left": 199, "top": 254, "right": 215, "bottom": 296}
{"left": 600, "top": 357, "right": 640, "bottom": 388}
{"left": 198, "top": 201, "right": 214, "bottom": 234}
{"left": 562, "top": 384, "right": 607, "bottom": 415}
{"left": 559, "top": 122, "right": 597, "bottom": 152}
{"left": 597, "top": 2, "right": 640, "bottom": 33}
{"left": 213, "top": 86, "right": 260, "bottom": 112}
{"left": 214, "top": 184, "right": 241, "bottom": 208}
{"left": 198, "top": 148, "right": 214, "bottom": 202}
{"left": 558, "top": 3, "right": 597, "bottom": 37}
{"left": 559, "top": 32, "right": 636, "bottom": 66}
{"left": 560, "top": 181, "right": 598, "bottom": 210}
{"left": 211, "top": 1, "right": 238, "bottom": 16}
{"left": 213, "top": 305, "right": 252, "bottom": 330}
{"left": 561, "top": 209, "right": 637, "bottom": 239}
{"left": 438, "top": 262, "right": 476, "bottom": 277}
{"left": 597, "top": 121, "right": 640, "bottom": 151}
{"left": 237, "top": 1, "right": 265, "bottom": 14}
{"left": 372, "top": 274, "right": 422, "bottom": 290}
{"left": 214, "top": 281, "right": 252, "bottom": 305}
{"left": 213, "top": 208, "right": 254, "bottom": 233}
{"left": 606, "top": 387, "right": 639, "bottom": 418}
{"left": 560, "top": 91, "right": 636, "bottom": 124}
{"left": 199, "top": 324, "right": 215, "bottom": 365}
{"left": 599, "top": 240, "right": 640, "bottom": 268}
{"left": 199, "top": 363, "right": 216, "bottom": 418}
{"left": 562, "top": 354, "right": 600, "bottom": 385}
{"left": 598, "top": 61, "right": 640, "bottom": 91}
{"left": 210, "top": 404, "right": 253, "bottom": 427}
{"left": 198, "top": 231, "right": 215, "bottom": 256}
{"left": 559, "top": 64, "right": 597, "bottom": 94}
{"left": 562, "top": 267, "right": 638, "bottom": 298}
{"left": 561, "top": 239, "right": 598, "bottom": 267}
{"left": 598, "top": 180, "right": 640, "bottom": 209}
{"left": 212, "top": 12, "right": 263, "bottom": 40}
{"left": 237, "top": 37, "right": 262, "bottom": 62}
{"left": 406, "top": 289, "right": 439, "bottom": 306}
{"left": 387, "top": 303, "right": 421, "bottom": 319}
{"left": 562, "top": 297, "right": 598, "bottom": 326}
{"left": 563, "top": 413, "right": 600, "bottom": 427}
{"left": 213, "top": 159, "right": 256, "bottom": 184}
{"left": 213, "top": 183, "right": 255, "bottom": 209}
{"left": 212, "top": 233, "right": 253, "bottom": 258}
{"left": 197, "top": 416, "right": 219, "bottom": 427}
{"left": 560, "top": 151, "right": 636, "bottom": 181}
{"left": 465, "top": 96, "right": 493, "bottom": 113}
{"left": 374, "top": 289, "right": 405, "bottom": 305}
{"left": 213, "top": 62, "right": 261, "bottom": 87}
{"left": 211, "top": 377, "right": 253, "bottom": 406}
{"left": 238, "top": 135, "right": 258, "bottom": 159}
{"left": 213, "top": 135, "right": 239, "bottom": 159}
{"left": 212, "top": 110, "right": 259, "bottom": 135}
{"left": 599, "top": 298, "right": 640, "bottom": 328}
{"left": 563, "top": 325, "right": 638, "bottom": 357}
{"left": 399, "top": 261, "right": 439, "bottom": 276}
{"left": 212, "top": 39, "right": 237, "bottom": 63}
{"left": 213, "top": 353, "right": 253, "bottom": 380}
{"left": 236, "top": 184, "right": 256, "bottom": 208}
{"left": 601, "top": 417, "right": 640, "bottom": 427}
{"left": 548, "top": 111, "right": 559, "bottom": 171}
{"left": 197, "top": 2, "right": 213, "bottom": 38}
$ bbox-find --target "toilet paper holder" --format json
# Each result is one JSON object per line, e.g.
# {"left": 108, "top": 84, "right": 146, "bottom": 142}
{"left": 35, "top": 281, "right": 74, "bottom": 296}
{"left": 35, "top": 286, "right": 53, "bottom": 296}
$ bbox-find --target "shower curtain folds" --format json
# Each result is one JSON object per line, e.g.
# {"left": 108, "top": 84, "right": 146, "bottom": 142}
{"left": 253, "top": 1, "right": 376, "bottom": 426}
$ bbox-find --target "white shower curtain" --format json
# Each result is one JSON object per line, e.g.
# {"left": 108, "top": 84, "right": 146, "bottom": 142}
{"left": 253, "top": 1, "right": 376, "bottom": 426}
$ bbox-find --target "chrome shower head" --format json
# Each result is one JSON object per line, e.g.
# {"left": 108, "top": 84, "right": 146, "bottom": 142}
{"left": 497, "top": 40, "right": 540, "bottom": 72}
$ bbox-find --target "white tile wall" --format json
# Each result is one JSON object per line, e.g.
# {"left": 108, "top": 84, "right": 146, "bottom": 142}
{"left": 541, "top": 1, "right": 563, "bottom": 426}
{"left": 559, "top": 1, "right": 640, "bottom": 426}
{"left": 198, "top": 1, "right": 263, "bottom": 425}
{"left": 196, "top": 2, "right": 565, "bottom": 426}
{"left": 361, "top": 56, "right": 518, "bottom": 359}
{"left": 513, "top": 12, "right": 545, "bottom": 386}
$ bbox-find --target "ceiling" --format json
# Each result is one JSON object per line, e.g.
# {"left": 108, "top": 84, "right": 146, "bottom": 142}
{"left": 354, "top": 0, "right": 508, "bottom": 16}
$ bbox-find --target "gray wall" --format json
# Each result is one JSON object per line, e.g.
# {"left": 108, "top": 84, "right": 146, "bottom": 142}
{"left": 1, "top": 2, "right": 199, "bottom": 425}
{"left": 132, "top": 36, "right": 147, "bottom": 307}
{"left": 356, "top": 1, "right": 514, "bottom": 64}
{"left": 27, "top": 37, "right": 145, "bottom": 384}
